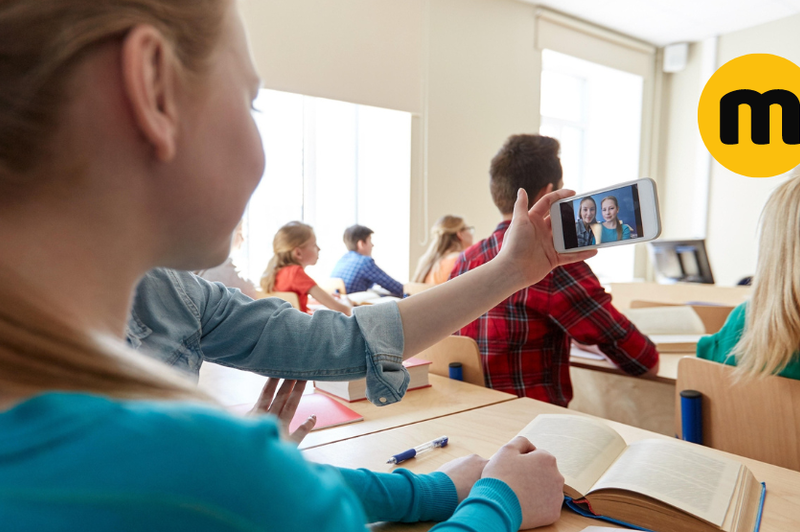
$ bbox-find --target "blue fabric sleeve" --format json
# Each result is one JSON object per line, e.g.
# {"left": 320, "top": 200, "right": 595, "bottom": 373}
{"left": 364, "top": 259, "right": 405, "bottom": 297}
{"left": 336, "top": 468, "right": 458, "bottom": 523}
{"left": 184, "top": 271, "right": 408, "bottom": 405}
{"left": 429, "top": 479, "right": 522, "bottom": 532}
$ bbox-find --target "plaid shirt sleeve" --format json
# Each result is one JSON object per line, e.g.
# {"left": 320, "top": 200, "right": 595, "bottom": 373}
{"left": 364, "top": 259, "right": 405, "bottom": 297}
{"left": 547, "top": 263, "right": 658, "bottom": 376}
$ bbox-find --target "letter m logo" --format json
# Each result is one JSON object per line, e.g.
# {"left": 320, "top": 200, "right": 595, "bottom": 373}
{"left": 719, "top": 89, "right": 800, "bottom": 145}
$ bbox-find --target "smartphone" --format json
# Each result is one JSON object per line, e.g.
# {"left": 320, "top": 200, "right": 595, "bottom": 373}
{"left": 551, "top": 178, "right": 662, "bottom": 253}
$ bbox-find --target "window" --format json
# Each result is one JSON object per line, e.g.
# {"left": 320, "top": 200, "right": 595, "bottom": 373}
{"left": 540, "top": 49, "right": 644, "bottom": 283}
{"left": 236, "top": 89, "right": 412, "bottom": 288}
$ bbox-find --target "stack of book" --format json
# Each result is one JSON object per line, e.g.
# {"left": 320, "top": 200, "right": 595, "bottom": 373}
{"left": 313, "top": 357, "right": 431, "bottom": 402}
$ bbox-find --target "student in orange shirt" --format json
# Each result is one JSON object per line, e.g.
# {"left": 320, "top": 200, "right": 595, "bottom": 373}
{"left": 260, "top": 222, "right": 351, "bottom": 315}
{"left": 412, "top": 215, "right": 474, "bottom": 285}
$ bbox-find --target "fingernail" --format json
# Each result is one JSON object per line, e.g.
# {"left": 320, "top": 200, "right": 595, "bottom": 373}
{"left": 517, "top": 188, "right": 523, "bottom": 199}
{"left": 310, "top": 415, "right": 316, "bottom": 420}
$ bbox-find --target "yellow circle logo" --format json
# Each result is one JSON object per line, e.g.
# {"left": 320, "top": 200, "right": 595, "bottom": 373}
{"left": 698, "top": 53, "right": 800, "bottom": 178}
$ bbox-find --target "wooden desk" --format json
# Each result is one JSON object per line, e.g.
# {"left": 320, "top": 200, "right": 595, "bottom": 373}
{"left": 198, "top": 364, "right": 515, "bottom": 450}
{"left": 303, "top": 398, "right": 800, "bottom": 532}
{"left": 299, "top": 375, "right": 514, "bottom": 449}
{"left": 568, "top": 352, "right": 684, "bottom": 436}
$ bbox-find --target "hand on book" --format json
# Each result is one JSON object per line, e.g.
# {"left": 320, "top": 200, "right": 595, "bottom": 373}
{"left": 435, "top": 454, "right": 489, "bottom": 503}
{"left": 498, "top": 188, "right": 597, "bottom": 290}
{"left": 481, "top": 436, "right": 564, "bottom": 529}
{"left": 250, "top": 378, "right": 316, "bottom": 445}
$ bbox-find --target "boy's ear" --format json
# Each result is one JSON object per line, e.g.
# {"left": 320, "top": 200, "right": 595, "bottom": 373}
{"left": 532, "top": 183, "right": 555, "bottom": 205}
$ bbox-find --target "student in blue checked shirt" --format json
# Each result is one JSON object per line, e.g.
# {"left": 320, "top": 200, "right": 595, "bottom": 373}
{"left": 331, "top": 224, "right": 405, "bottom": 297}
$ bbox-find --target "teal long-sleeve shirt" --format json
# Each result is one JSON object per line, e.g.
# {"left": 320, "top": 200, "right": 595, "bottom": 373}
{"left": 0, "top": 393, "right": 521, "bottom": 531}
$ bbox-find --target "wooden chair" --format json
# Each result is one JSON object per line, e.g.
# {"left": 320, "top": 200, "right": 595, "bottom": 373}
{"left": 255, "top": 290, "right": 301, "bottom": 310}
{"left": 403, "top": 282, "right": 435, "bottom": 296}
{"left": 417, "top": 336, "right": 485, "bottom": 387}
{"left": 316, "top": 277, "right": 347, "bottom": 295}
{"left": 675, "top": 357, "right": 800, "bottom": 471}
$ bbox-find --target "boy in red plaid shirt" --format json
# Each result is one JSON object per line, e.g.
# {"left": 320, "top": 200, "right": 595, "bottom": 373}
{"left": 450, "top": 134, "right": 659, "bottom": 406}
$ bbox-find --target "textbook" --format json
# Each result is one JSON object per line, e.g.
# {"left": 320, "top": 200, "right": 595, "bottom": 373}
{"left": 518, "top": 414, "right": 765, "bottom": 532}
{"left": 622, "top": 306, "right": 709, "bottom": 353}
{"left": 288, "top": 393, "right": 363, "bottom": 432}
{"left": 313, "top": 357, "right": 432, "bottom": 402}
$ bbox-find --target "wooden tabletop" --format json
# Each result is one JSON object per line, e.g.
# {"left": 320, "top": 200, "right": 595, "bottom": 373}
{"left": 198, "top": 364, "right": 515, "bottom": 450}
{"left": 298, "top": 375, "right": 515, "bottom": 449}
{"left": 303, "top": 398, "right": 800, "bottom": 531}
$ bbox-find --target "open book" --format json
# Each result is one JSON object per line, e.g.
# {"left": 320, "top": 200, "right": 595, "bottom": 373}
{"left": 622, "top": 306, "right": 709, "bottom": 353}
{"left": 518, "top": 414, "right": 764, "bottom": 532}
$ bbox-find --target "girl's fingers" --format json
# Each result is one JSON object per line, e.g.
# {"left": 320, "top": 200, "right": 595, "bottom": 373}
{"left": 530, "top": 189, "right": 575, "bottom": 218}
{"left": 290, "top": 415, "right": 316, "bottom": 445}
{"left": 252, "top": 378, "right": 280, "bottom": 413}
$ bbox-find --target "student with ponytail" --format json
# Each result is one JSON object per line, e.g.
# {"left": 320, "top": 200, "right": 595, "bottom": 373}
{"left": 261, "top": 221, "right": 351, "bottom": 314}
{"left": 0, "top": 1, "right": 595, "bottom": 529}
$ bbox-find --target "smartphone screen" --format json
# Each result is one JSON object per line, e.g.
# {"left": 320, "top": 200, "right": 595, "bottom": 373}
{"left": 559, "top": 183, "right": 644, "bottom": 250}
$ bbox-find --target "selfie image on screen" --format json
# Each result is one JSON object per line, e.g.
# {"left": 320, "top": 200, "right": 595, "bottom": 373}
{"left": 559, "top": 184, "right": 644, "bottom": 250}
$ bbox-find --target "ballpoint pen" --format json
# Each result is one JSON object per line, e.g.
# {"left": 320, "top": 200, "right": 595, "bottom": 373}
{"left": 386, "top": 436, "right": 449, "bottom": 465}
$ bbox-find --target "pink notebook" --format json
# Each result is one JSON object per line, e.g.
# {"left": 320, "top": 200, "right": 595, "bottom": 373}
{"left": 289, "top": 393, "right": 364, "bottom": 432}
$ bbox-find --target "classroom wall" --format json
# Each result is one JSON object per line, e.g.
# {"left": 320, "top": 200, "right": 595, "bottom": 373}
{"left": 239, "top": 0, "right": 543, "bottom": 276}
{"left": 238, "top": 0, "right": 424, "bottom": 114}
{"left": 421, "top": 0, "right": 541, "bottom": 261}
{"left": 659, "top": 14, "right": 800, "bottom": 285}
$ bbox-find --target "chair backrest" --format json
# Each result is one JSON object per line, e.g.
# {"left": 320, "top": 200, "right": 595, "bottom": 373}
{"left": 317, "top": 277, "right": 347, "bottom": 295}
{"left": 256, "top": 290, "right": 301, "bottom": 310}
{"left": 675, "top": 357, "right": 800, "bottom": 471}
{"left": 403, "top": 282, "right": 435, "bottom": 296}
{"left": 417, "top": 336, "right": 485, "bottom": 387}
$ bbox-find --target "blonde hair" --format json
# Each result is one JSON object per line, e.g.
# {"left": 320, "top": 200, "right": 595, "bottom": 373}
{"left": 412, "top": 215, "right": 468, "bottom": 283}
{"left": 0, "top": 269, "right": 207, "bottom": 402}
{"left": 261, "top": 222, "right": 315, "bottom": 293}
{"left": 601, "top": 196, "right": 624, "bottom": 241}
{"left": 0, "top": 0, "right": 224, "bottom": 179}
{"left": 732, "top": 172, "right": 800, "bottom": 377}
{"left": 0, "top": 0, "right": 224, "bottom": 401}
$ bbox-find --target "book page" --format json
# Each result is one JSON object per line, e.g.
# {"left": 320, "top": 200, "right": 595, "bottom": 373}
{"left": 622, "top": 306, "right": 705, "bottom": 335}
{"left": 517, "top": 415, "right": 628, "bottom": 497}
{"left": 591, "top": 439, "right": 742, "bottom": 527}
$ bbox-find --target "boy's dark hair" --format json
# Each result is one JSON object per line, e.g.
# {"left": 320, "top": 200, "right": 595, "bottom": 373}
{"left": 343, "top": 225, "right": 374, "bottom": 251}
{"left": 489, "top": 134, "right": 562, "bottom": 214}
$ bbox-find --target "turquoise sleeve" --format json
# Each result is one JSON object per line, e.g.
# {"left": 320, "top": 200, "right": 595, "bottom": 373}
{"left": 336, "top": 468, "right": 458, "bottom": 523}
{"left": 429, "top": 478, "right": 522, "bottom": 532}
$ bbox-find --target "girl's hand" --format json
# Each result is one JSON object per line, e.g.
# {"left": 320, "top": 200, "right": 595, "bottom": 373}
{"left": 481, "top": 437, "right": 565, "bottom": 529}
{"left": 249, "top": 378, "right": 316, "bottom": 445}
{"left": 498, "top": 188, "right": 597, "bottom": 290}
{"left": 436, "top": 454, "right": 489, "bottom": 503}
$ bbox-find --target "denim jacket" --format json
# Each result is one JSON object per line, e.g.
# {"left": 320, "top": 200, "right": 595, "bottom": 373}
{"left": 127, "top": 269, "right": 408, "bottom": 406}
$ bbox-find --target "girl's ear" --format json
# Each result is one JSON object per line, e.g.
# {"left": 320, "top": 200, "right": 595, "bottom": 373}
{"left": 292, "top": 247, "right": 302, "bottom": 261}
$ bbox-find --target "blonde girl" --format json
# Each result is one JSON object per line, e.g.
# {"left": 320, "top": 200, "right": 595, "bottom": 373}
{"left": 697, "top": 172, "right": 800, "bottom": 379}
{"left": 594, "top": 196, "right": 632, "bottom": 243}
{"left": 261, "top": 221, "right": 351, "bottom": 314}
{"left": 0, "top": 0, "right": 594, "bottom": 528}
{"left": 412, "top": 215, "right": 474, "bottom": 284}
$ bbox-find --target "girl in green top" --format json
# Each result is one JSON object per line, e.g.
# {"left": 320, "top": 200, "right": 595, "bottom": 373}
{"left": 0, "top": 0, "right": 601, "bottom": 529}
{"left": 696, "top": 172, "right": 800, "bottom": 379}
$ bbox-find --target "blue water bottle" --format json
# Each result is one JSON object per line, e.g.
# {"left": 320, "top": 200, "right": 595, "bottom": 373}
{"left": 680, "top": 389, "right": 703, "bottom": 444}
{"left": 448, "top": 362, "right": 463, "bottom": 381}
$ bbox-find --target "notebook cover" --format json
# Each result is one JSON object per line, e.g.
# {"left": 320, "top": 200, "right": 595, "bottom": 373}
{"left": 564, "top": 482, "right": 766, "bottom": 532}
{"left": 289, "top": 393, "right": 364, "bottom": 432}
{"left": 314, "top": 383, "right": 432, "bottom": 403}
{"left": 403, "top": 357, "right": 432, "bottom": 368}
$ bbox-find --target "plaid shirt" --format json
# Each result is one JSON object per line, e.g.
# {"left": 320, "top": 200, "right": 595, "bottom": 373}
{"left": 450, "top": 221, "right": 658, "bottom": 406}
{"left": 331, "top": 251, "right": 405, "bottom": 297}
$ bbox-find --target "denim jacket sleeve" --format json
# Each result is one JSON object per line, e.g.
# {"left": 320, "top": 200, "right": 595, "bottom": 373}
{"left": 131, "top": 269, "right": 409, "bottom": 406}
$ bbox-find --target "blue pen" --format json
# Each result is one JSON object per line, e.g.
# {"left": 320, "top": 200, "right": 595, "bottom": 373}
{"left": 387, "top": 436, "right": 449, "bottom": 465}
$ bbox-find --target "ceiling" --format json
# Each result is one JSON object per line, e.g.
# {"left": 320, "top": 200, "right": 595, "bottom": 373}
{"left": 525, "top": 0, "right": 800, "bottom": 46}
